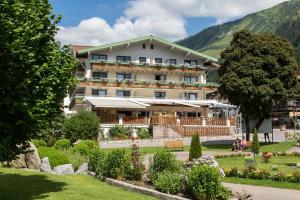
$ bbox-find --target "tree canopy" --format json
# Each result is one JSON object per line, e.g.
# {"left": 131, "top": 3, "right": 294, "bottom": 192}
{"left": 219, "top": 30, "right": 299, "bottom": 140}
{"left": 0, "top": 0, "right": 77, "bottom": 162}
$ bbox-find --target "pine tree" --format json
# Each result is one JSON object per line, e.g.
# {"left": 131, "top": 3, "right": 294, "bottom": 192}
{"left": 251, "top": 129, "right": 259, "bottom": 156}
{"left": 189, "top": 133, "right": 202, "bottom": 161}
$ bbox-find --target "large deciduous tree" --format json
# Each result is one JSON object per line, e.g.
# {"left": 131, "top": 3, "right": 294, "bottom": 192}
{"left": 219, "top": 30, "right": 299, "bottom": 141}
{"left": 0, "top": 0, "right": 77, "bottom": 163}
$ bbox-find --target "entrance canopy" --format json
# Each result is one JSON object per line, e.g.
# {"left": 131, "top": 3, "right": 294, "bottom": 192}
{"left": 84, "top": 97, "right": 235, "bottom": 109}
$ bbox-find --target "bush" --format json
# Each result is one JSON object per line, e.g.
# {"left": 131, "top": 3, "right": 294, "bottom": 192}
{"left": 60, "top": 149, "right": 88, "bottom": 170}
{"left": 147, "top": 150, "right": 182, "bottom": 182}
{"left": 189, "top": 133, "right": 202, "bottom": 161}
{"left": 104, "top": 150, "right": 131, "bottom": 179}
{"left": 272, "top": 165, "right": 278, "bottom": 171}
{"left": 251, "top": 128, "right": 259, "bottom": 155}
{"left": 126, "top": 144, "right": 144, "bottom": 180}
{"left": 187, "top": 165, "right": 230, "bottom": 200}
{"left": 73, "top": 140, "right": 99, "bottom": 156}
{"left": 109, "top": 125, "right": 130, "bottom": 139}
{"left": 32, "top": 139, "right": 47, "bottom": 148}
{"left": 38, "top": 147, "right": 69, "bottom": 167}
{"left": 54, "top": 139, "right": 71, "bottom": 150}
{"left": 137, "top": 128, "right": 150, "bottom": 139}
{"left": 63, "top": 111, "right": 100, "bottom": 142}
{"left": 88, "top": 148, "right": 107, "bottom": 178}
{"left": 154, "top": 171, "right": 183, "bottom": 194}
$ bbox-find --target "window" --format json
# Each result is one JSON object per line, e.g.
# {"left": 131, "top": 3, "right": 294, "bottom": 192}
{"left": 169, "top": 59, "right": 177, "bottom": 65}
{"left": 150, "top": 44, "right": 154, "bottom": 49}
{"left": 184, "top": 60, "right": 197, "bottom": 66}
{"left": 184, "top": 76, "right": 198, "bottom": 83}
{"left": 116, "top": 56, "right": 131, "bottom": 62}
{"left": 155, "top": 74, "right": 166, "bottom": 81}
{"left": 185, "top": 93, "right": 197, "bottom": 100}
{"left": 92, "top": 89, "right": 107, "bottom": 97}
{"left": 92, "top": 71, "right": 107, "bottom": 79}
{"left": 142, "top": 44, "right": 146, "bottom": 49}
{"left": 139, "top": 57, "right": 146, "bottom": 63}
{"left": 116, "top": 90, "right": 130, "bottom": 97}
{"left": 92, "top": 54, "right": 107, "bottom": 61}
{"left": 116, "top": 73, "right": 131, "bottom": 80}
{"left": 155, "top": 91, "right": 166, "bottom": 99}
{"left": 155, "top": 58, "right": 162, "bottom": 64}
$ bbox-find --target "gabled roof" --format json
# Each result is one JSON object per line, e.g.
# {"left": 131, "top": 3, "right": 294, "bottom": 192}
{"left": 77, "top": 35, "right": 218, "bottom": 62}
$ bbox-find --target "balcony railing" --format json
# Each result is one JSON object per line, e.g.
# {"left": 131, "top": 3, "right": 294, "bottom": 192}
{"left": 90, "top": 59, "right": 207, "bottom": 70}
{"left": 77, "top": 77, "right": 219, "bottom": 90}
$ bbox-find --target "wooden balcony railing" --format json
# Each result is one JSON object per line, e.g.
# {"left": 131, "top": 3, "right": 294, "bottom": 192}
{"left": 171, "top": 126, "right": 230, "bottom": 137}
{"left": 123, "top": 116, "right": 148, "bottom": 125}
{"left": 100, "top": 115, "right": 237, "bottom": 128}
{"left": 206, "top": 117, "right": 227, "bottom": 126}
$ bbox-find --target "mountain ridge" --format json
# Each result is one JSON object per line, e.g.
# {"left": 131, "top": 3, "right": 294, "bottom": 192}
{"left": 178, "top": 0, "right": 300, "bottom": 64}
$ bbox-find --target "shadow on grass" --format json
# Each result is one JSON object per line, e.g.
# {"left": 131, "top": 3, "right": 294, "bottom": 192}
{"left": 0, "top": 172, "right": 66, "bottom": 200}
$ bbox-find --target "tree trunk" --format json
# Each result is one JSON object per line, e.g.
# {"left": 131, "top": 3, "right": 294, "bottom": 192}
{"left": 254, "top": 117, "right": 264, "bottom": 133}
{"left": 245, "top": 115, "right": 250, "bottom": 141}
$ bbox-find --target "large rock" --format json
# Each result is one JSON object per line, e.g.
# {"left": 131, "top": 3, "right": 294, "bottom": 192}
{"left": 9, "top": 142, "right": 41, "bottom": 170}
{"left": 25, "top": 142, "right": 41, "bottom": 169}
{"left": 40, "top": 157, "right": 52, "bottom": 173}
{"left": 54, "top": 164, "right": 74, "bottom": 175}
{"left": 75, "top": 163, "right": 88, "bottom": 174}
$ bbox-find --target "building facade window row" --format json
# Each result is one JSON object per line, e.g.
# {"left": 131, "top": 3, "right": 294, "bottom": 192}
{"left": 91, "top": 54, "right": 198, "bottom": 66}
{"left": 91, "top": 88, "right": 197, "bottom": 100}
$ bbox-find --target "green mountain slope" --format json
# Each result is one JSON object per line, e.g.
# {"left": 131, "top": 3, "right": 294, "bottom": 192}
{"left": 178, "top": 0, "right": 300, "bottom": 63}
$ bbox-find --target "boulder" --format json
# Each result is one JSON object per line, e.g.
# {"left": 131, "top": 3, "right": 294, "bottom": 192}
{"left": 75, "top": 163, "right": 88, "bottom": 174}
{"left": 54, "top": 164, "right": 74, "bottom": 175}
{"left": 25, "top": 142, "right": 41, "bottom": 170}
{"left": 40, "top": 157, "right": 52, "bottom": 173}
{"left": 87, "top": 171, "right": 96, "bottom": 177}
{"left": 9, "top": 142, "right": 41, "bottom": 170}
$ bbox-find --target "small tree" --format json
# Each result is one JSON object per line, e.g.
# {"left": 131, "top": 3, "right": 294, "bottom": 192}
{"left": 189, "top": 133, "right": 202, "bottom": 161}
{"left": 251, "top": 129, "right": 259, "bottom": 156}
{"left": 63, "top": 111, "right": 100, "bottom": 143}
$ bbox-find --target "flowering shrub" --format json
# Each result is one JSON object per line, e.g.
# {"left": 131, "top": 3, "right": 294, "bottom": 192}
{"left": 225, "top": 167, "right": 300, "bottom": 183}
{"left": 262, "top": 152, "right": 272, "bottom": 163}
{"left": 244, "top": 155, "right": 256, "bottom": 169}
{"left": 272, "top": 165, "right": 278, "bottom": 171}
{"left": 185, "top": 155, "right": 225, "bottom": 177}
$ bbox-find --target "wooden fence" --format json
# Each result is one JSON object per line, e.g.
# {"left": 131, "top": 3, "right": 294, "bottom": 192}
{"left": 123, "top": 116, "right": 148, "bottom": 125}
{"left": 172, "top": 126, "right": 230, "bottom": 137}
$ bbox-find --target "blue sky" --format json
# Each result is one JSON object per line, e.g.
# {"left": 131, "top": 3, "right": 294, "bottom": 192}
{"left": 51, "top": 0, "right": 287, "bottom": 45}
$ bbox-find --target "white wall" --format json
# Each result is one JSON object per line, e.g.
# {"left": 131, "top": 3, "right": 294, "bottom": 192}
{"left": 89, "top": 40, "right": 205, "bottom": 66}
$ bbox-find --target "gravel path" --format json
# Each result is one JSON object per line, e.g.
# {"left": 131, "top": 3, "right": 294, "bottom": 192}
{"left": 223, "top": 182, "right": 300, "bottom": 200}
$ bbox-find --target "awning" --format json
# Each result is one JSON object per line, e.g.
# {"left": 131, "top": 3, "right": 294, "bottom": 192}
{"left": 85, "top": 97, "right": 149, "bottom": 109}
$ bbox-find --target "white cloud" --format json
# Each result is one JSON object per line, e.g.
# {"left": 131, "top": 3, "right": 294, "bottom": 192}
{"left": 55, "top": 0, "right": 288, "bottom": 45}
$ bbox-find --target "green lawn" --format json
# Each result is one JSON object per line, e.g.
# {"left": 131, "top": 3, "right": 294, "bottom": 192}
{"left": 0, "top": 167, "right": 156, "bottom": 200}
{"left": 102, "top": 143, "right": 233, "bottom": 155}
{"left": 222, "top": 177, "right": 300, "bottom": 190}
{"left": 217, "top": 155, "right": 300, "bottom": 173}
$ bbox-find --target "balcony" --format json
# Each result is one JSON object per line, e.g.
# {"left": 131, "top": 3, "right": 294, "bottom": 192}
{"left": 77, "top": 77, "right": 219, "bottom": 91}
{"left": 90, "top": 60, "right": 206, "bottom": 75}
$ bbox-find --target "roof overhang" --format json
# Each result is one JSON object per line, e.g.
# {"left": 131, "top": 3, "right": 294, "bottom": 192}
{"left": 77, "top": 35, "right": 218, "bottom": 63}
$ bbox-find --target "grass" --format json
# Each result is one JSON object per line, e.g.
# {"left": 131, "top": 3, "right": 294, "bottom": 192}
{"left": 217, "top": 155, "right": 300, "bottom": 173}
{"left": 222, "top": 177, "right": 300, "bottom": 190}
{"left": 0, "top": 167, "right": 157, "bottom": 200}
{"left": 102, "top": 143, "right": 233, "bottom": 155}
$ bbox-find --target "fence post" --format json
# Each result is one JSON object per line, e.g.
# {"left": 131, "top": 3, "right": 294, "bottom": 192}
{"left": 226, "top": 118, "right": 230, "bottom": 126}
{"left": 119, "top": 116, "right": 123, "bottom": 125}
{"left": 202, "top": 117, "right": 206, "bottom": 126}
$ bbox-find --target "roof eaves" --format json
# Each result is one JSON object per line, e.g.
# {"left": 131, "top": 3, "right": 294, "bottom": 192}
{"left": 78, "top": 35, "right": 218, "bottom": 62}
